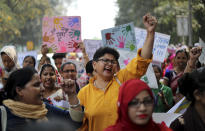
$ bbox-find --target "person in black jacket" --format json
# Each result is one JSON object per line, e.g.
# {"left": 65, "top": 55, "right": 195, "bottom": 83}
{"left": 0, "top": 67, "right": 82, "bottom": 131}
{"left": 170, "top": 67, "right": 205, "bottom": 131}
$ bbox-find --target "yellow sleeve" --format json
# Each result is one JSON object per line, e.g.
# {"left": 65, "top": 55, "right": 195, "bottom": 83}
{"left": 77, "top": 86, "right": 86, "bottom": 106}
{"left": 118, "top": 48, "right": 152, "bottom": 82}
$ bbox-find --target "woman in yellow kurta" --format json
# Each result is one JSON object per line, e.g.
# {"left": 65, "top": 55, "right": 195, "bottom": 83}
{"left": 78, "top": 14, "right": 157, "bottom": 131}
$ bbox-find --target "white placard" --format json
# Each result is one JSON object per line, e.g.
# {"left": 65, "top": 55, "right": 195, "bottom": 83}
{"left": 118, "top": 49, "right": 136, "bottom": 69}
{"left": 141, "top": 63, "right": 158, "bottom": 89}
{"left": 135, "top": 27, "right": 170, "bottom": 62}
{"left": 83, "top": 39, "right": 103, "bottom": 60}
{"left": 152, "top": 113, "right": 181, "bottom": 127}
{"left": 101, "top": 22, "right": 137, "bottom": 51}
{"left": 199, "top": 38, "right": 205, "bottom": 65}
{"left": 18, "top": 51, "right": 38, "bottom": 68}
{"left": 62, "top": 58, "right": 85, "bottom": 78}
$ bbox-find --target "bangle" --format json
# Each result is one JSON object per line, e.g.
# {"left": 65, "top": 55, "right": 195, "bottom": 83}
{"left": 69, "top": 100, "right": 80, "bottom": 108}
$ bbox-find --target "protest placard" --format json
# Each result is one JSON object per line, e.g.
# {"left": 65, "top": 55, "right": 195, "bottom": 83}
{"left": 83, "top": 39, "right": 103, "bottom": 60}
{"left": 167, "top": 97, "right": 191, "bottom": 114}
{"left": 62, "top": 58, "right": 85, "bottom": 77}
{"left": 62, "top": 58, "right": 87, "bottom": 88}
{"left": 152, "top": 113, "right": 181, "bottom": 127}
{"left": 18, "top": 51, "right": 37, "bottom": 68}
{"left": 135, "top": 27, "right": 170, "bottom": 63}
{"left": 140, "top": 63, "right": 158, "bottom": 89}
{"left": 199, "top": 38, "right": 205, "bottom": 65}
{"left": 42, "top": 16, "right": 81, "bottom": 53}
{"left": 101, "top": 22, "right": 137, "bottom": 51}
{"left": 117, "top": 49, "right": 136, "bottom": 69}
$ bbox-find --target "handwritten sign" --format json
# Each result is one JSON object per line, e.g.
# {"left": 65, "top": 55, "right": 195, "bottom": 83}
{"left": 42, "top": 16, "right": 81, "bottom": 53}
{"left": 135, "top": 27, "right": 170, "bottom": 62}
{"left": 18, "top": 51, "right": 37, "bottom": 68}
{"left": 83, "top": 39, "right": 103, "bottom": 60}
{"left": 101, "top": 22, "right": 137, "bottom": 51}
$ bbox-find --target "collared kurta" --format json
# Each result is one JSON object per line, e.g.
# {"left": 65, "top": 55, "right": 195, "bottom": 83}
{"left": 78, "top": 49, "right": 152, "bottom": 131}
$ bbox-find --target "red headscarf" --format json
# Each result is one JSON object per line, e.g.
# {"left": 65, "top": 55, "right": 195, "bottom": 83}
{"left": 104, "top": 79, "right": 172, "bottom": 131}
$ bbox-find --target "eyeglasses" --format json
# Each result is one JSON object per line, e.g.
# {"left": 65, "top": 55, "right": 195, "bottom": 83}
{"left": 128, "top": 98, "right": 153, "bottom": 108}
{"left": 62, "top": 69, "right": 76, "bottom": 73}
{"left": 97, "top": 59, "right": 117, "bottom": 65}
{"left": 2, "top": 78, "right": 8, "bottom": 81}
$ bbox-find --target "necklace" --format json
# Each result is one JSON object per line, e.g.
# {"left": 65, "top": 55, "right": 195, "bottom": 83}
{"left": 94, "top": 80, "right": 106, "bottom": 91}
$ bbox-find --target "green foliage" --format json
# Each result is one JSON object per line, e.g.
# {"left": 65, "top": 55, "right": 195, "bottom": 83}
{"left": 115, "top": 0, "right": 155, "bottom": 27}
{"left": 0, "top": 0, "right": 72, "bottom": 49}
{"left": 192, "top": 1, "right": 205, "bottom": 42}
{"left": 115, "top": 0, "right": 205, "bottom": 45}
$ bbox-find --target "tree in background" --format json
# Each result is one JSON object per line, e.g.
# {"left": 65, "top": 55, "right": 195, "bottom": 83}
{"left": 193, "top": 0, "right": 205, "bottom": 42}
{"left": 115, "top": 0, "right": 155, "bottom": 28}
{"left": 0, "top": 0, "right": 73, "bottom": 50}
{"left": 115, "top": 0, "right": 205, "bottom": 45}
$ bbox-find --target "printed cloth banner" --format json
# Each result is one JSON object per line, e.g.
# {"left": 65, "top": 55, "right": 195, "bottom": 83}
{"left": 42, "top": 16, "right": 81, "bottom": 53}
{"left": 83, "top": 39, "right": 103, "bottom": 60}
{"left": 135, "top": 27, "right": 170, "bottom": 63}
{"left": 101, "top": 22, "right": 137, "bottom": 52}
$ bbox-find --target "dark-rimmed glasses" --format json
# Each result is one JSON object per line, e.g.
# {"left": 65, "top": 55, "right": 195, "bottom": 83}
{"left": 97, "top": 59, "right": 117, "bottom": 65}
{"left": 128, "top": 97, "right": 153, "bottom": 108}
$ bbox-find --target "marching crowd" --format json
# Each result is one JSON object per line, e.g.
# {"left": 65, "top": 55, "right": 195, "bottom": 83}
{"left": 0, "top": 14, "right": 205, "bottom": 131}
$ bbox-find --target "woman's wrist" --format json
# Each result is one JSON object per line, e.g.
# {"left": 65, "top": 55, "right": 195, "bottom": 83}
{"left": 187, "top": 60, "right": 196, "bottom": 69}
{"left": 68, "top": 94, "right": 78, "bottom": 104}
{"left": 147, "top": 31, "right": 155, "bottom": 36}
{"left": 69, "top": 99, "right": 80, "bottom": 108}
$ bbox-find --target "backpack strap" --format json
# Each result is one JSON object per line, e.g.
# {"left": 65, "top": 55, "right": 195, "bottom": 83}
{"left": 0, "top": 106, "right": 7, "bottom": 131}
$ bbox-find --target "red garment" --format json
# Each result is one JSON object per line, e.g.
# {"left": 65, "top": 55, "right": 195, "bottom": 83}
{"left": 104, "top": 79, "right": 172, "bottom": 131}
{"left": 170, "top": 72, "right": 183, "bottom": 96}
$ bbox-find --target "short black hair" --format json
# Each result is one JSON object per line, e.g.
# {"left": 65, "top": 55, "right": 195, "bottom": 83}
{"left": 23, "top": 55, "right": 36, "bottom": 67}
{"left": 93, "top": 47, "right": 119, "bottom": 61}
{"left": 86, "top": 60, "right": 94, "bottom": 74}
{"left": 60, "top": 62, "right": 77, "bottom": 72}
{"left": 52, "top": 53, "right": 66, "bottom": 60}
{"left": 178, "top": 67, "right": 205, "bottom": 103}
{"left": 40, "top": 64, "right": 56, "bottom": 78}
{"left": 0, "top": 67, "right": 37, "bottom": 102}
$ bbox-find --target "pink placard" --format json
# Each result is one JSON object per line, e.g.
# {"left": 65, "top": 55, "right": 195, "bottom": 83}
{"left": 42, "top": 16, "right": 81, "bottom": 53}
